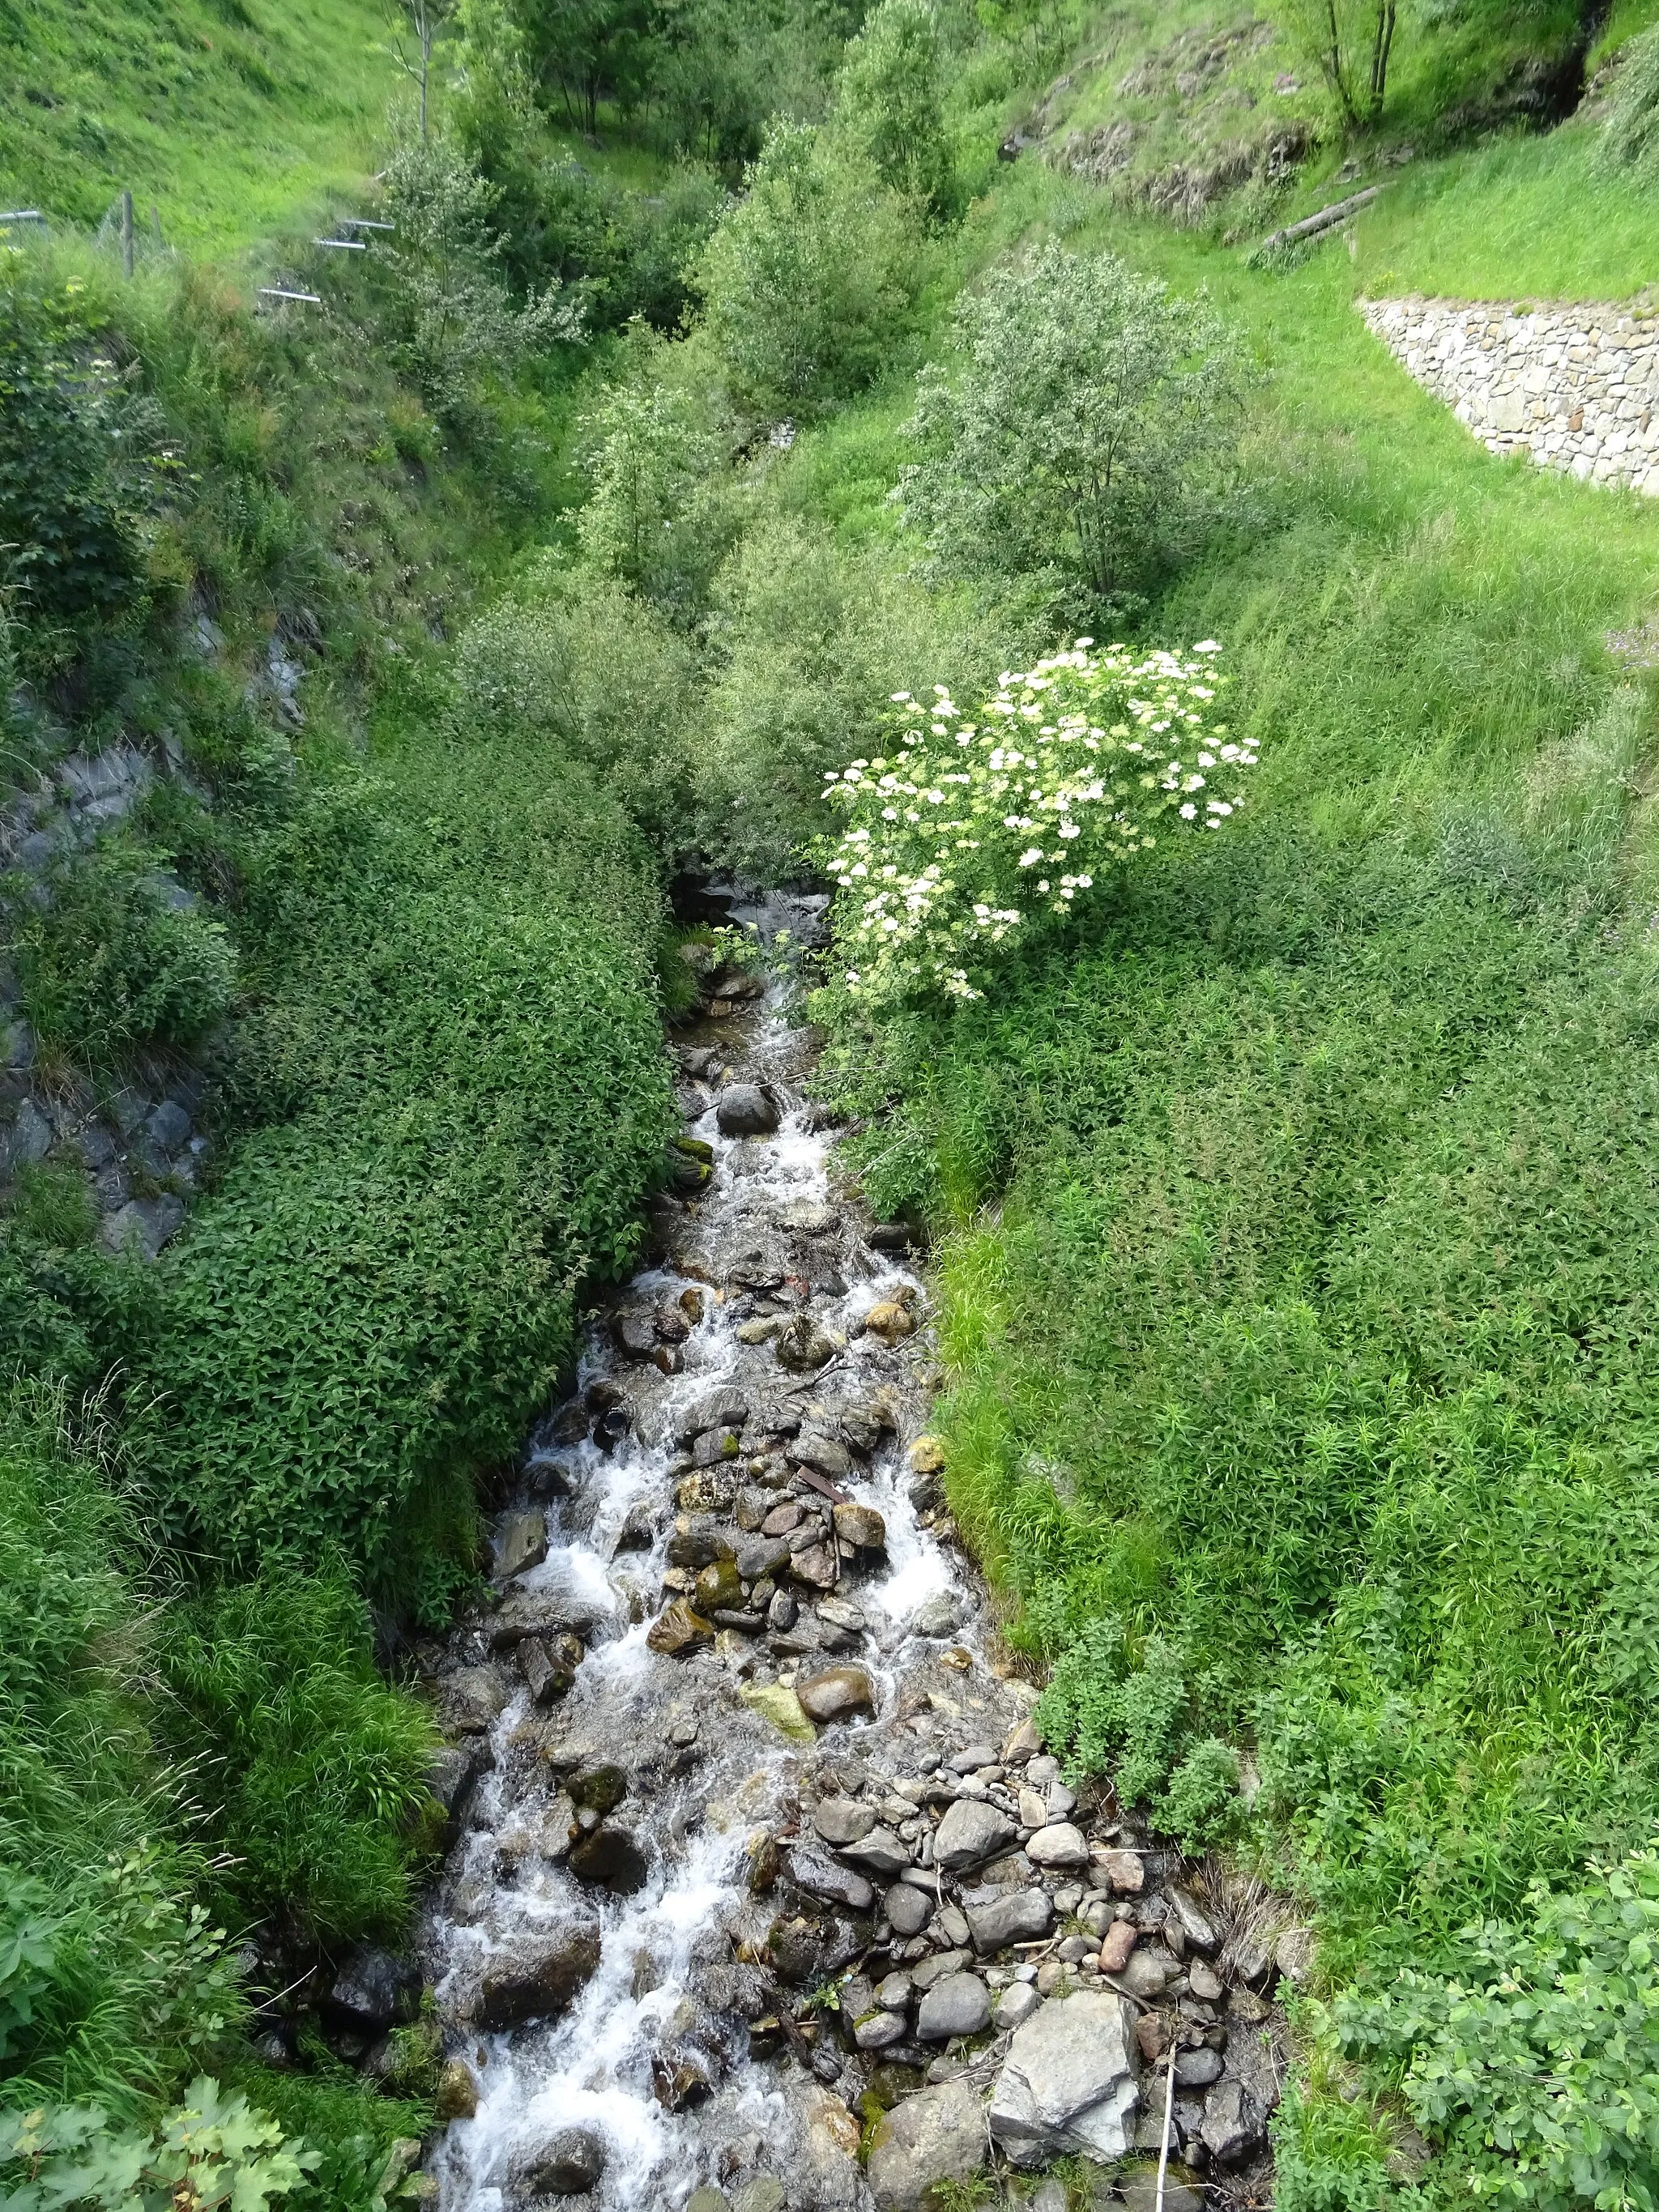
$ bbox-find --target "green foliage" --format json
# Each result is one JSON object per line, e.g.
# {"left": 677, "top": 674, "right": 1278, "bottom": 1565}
{"left": 453, "top": 568, "right": 699, "bottom": 847}
{"left": 0, "top": 271, "right": 168, "bottom": 626}
{"left": 1154, "top": 1738, "right": 1242, "bottom": 1854}
{"left": 697, "top": 119, "right": 928, "bottom": 420}
{"left": 0, "top": 1393, "right": 242, "bottom": 2115}
{"left": 0, "top": 2081, "right": 315, "bottom": 2212}
{"left": 698, "top": 512, "right": 1017, "bottom": 878}
{"left": 816, "top": 641, "right": 1252, "bottom": 1004}
{"left": 1335, "top": 1845, "right": 1659, "bottom": 2212}
{"left": 574, "top": 359, "right": 741, "bottom": 618}
{"left": 224, "top": 2069, "right": 429, "bottom": 2212}
{"left": 834, "top": 0, "right": 959, "bottom": 222}
{"left": 1034, "top": 1617, "right": 1191, "bottom": 1805}
{"left": 128, "top": 743, "right": 672, "bottom": 1603}
{"left": 1600, "top": 24, "right": 1659, "bottom": 173}
{"left": 153, "top": 1569, "right": 437, "bottom": 1946}
{"left": 370, "top": 136, "right": 582, "bottom": 418}
{"left": 6, "top": 842, "right": 237, "bottom": 1068}
{"left": 899, "top": 242, "right": 1246, "bottom": 623}
{"left": 1277, "top": 0, "right": 1399, "bottom": 129}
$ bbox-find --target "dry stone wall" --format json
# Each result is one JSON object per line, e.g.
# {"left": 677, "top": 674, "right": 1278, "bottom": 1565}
{"left": 1361, "top": 295, "right": 1659, "bottom": 495}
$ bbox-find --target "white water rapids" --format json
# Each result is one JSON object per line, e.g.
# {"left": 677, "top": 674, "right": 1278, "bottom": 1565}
{"left": 425, "top": 945, "right": 1014, "bottom": 2212}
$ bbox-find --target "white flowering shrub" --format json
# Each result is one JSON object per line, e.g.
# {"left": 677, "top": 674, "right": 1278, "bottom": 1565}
{"left": 820, "top": 639, "right": 1256, "bottom": 1004}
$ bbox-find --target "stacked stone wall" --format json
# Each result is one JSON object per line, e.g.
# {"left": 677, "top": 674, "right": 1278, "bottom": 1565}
{"left": 1361, "top": 294, "right": 1659, "bottom": 495}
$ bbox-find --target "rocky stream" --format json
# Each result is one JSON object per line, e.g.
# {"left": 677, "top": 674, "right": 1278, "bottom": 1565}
{"left": 405, "top": 897, "right": 1299, "bottom": 2212}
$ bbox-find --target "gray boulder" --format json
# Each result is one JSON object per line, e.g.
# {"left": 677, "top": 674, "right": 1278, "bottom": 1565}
{"left": 915, "top": 1971, "right": 991, "bottom": 2040}
{"left": 716, "top": 1085, "right": 779, "bottom": 1136}
{"left": 494, "top": 1510, "right": 548, "bottom": 1580}
{"left": 476, "top": 1925, "right": 602, "bottom": 2027}
{"left": 787, "top": 1843, "right": 876, "bottom": 1914}
{"left": 327, "top": 1947, "right": 419, "bottom": 2029}
{"left": 512, "top": 2126, "right": 606, "bottom": 2195}
{"left": 841, "top": 1826, "right": 911, "bottom": 1879}
{"left": 933, "top": 1798, "right": 1017, "bottom": 1871}
{"left": 99, "top": 1195, "right": 185, "bottom": 1263}
{"left": 967, "top": 1888, "right": 1053, "bottom": 1954}
{"left": 1201, "top": 2078, "right": 1267, "bottom": 2165}
{"left": 866, "top": 2079, "right": 986, "bottom": 2212}
{"left": 885, "top": 1882, "right": 932, "bottom": 1937}
{"left": 813, "top": 1796, "right": 876, "bottom": 1847}
{"left": 988, "top": 1989, "right": 1139, "bottom": 2167}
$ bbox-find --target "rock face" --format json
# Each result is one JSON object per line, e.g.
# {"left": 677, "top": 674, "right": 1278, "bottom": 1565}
{"left": 476, "top": 1927, "right": 602, "bottom": 2028}
{"left": 569, "top": 1826, "right": 649, "bottom": 1895}
{"left": 988, "top": 1989, "right": 1140, "bottom": 2167}
{"left": 493, "top": 1509, "right": 547, "bottom": 1580}
{"left": 866, "top": 2079, "right": 987, "bottom": 2212}
{"left": 716, "top": 1084, "right": 779, "bottom": 1136}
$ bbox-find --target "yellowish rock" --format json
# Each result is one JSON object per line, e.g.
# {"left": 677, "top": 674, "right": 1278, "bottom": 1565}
{"left": 908, "top": 1435, "right": 947, "bottom": 1475}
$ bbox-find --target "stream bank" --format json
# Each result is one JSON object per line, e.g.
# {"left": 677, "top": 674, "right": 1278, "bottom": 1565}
{"left": 412, "top": 897, "right": 1295, "bottom": 2212}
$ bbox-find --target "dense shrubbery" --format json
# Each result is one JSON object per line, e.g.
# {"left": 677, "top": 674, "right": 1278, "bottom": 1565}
{"left": 697, "top": 118, "right": 928, "bottom": 418}
{"left": 900, "top": 243, "right": 1246, "bottom": 623}
{"left": 6, "top": 842, "right": 237, "bottom": 1067}
{"left": 156, "top": 1571, "right": 437, "bottom": 1943}
{"left": 127, "top": 740, "right": 671, "bottom": 1609}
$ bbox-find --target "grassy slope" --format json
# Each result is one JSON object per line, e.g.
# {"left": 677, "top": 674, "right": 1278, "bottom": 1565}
{"left": 791, "top": 23, "right": 1659, "bottom": 2170}
{"left": 0, "top": 0, "right": 397, "bottom": 249}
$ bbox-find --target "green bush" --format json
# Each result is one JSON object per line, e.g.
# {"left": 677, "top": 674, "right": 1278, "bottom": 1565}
{"left": 574, "top": 360, "right": 742, "bottom": 620}
{"left": 833, "top": 0, "right": 959, "bottom": 222}
{"left": 453, "top": 569, "right": 700, "bottom": 849}
{"left": 6, "top": 841, "right": 237, "bottom": 1067}
{"left": 0, "top": 2080, "right": 314, "bottom": 2212}
{"left": 130, "top": 742, "right": 672, "bottom": 1608}
{"left": 697, "top": 119, "right": 928, "bottom": 420}
{"left": 0, "top": 1389, "right": 242, "bottom": 2115}
{"left": 0, "top": 269, "right": 168, "bottom": 625}
{"left": 698, "top": 512, "right": 1014, "bottom": 877}
{"left": 154, "top": 1569, "right": 437, "bottom": 1946}
{"left": 898, "top": 242, "right": 1246, "bottom": 623}
{"left": 1334, "top": 1845, "right": 1659, "bottom": 2212}
{"left": 367, "top": 136, "right": 582, "bottom": 418}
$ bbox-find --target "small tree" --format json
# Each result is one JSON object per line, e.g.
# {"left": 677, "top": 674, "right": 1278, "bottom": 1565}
{"left": 696, "top": 118, "right": 926, "bottom": 419}
{"left": 898, "top": 243, "right": 1244, "bottom": 624}
{"left": 1278, "top": 0, "right": 1397, "bottom": 129}
{"left": 576, "top": 352, "right": 741, "bottom": 619}
{"left": 373, "top": 138, "right": 582, "bottom": 416}
{"left": 833, "top": 0, "right": 958, "bottom": 224}
{"left": 382, "top": 0, "right": 456, "bottom": 138}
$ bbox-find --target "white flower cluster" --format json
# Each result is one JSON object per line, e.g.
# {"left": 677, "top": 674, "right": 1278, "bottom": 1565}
{"left": 821, "top": 640, "right": 1254, "bottom": 1004}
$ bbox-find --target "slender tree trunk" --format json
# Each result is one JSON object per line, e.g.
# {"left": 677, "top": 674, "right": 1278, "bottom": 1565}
{"left": 1368, "top": 0, "right": 1397, "bottom": 118}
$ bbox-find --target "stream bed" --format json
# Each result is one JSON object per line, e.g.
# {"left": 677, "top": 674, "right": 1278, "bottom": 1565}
{"left": 416, "top": 910, "right": 1290, "bottom": 2212}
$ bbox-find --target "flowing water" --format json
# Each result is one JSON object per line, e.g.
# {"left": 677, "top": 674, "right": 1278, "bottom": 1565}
{"left": 424, "top": 905, "right": 1034, "bottom": 2212}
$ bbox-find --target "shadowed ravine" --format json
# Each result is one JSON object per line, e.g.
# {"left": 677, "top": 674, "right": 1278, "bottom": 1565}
{"left": 420, "top": 896, "right": 1290, "bottom": 2212}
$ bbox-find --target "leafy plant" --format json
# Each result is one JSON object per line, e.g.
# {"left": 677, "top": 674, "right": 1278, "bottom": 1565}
{"left": 1334, "top": 1844, "right": 1659, "bottom": 2212}
{"left": 575, "top": 363, "right": 740, "bottom": 620}
{"left": 833, "top": 0, "right": 958, "bottom": 224}
{"left": 898, "top": 243, "right": 1246, "bottom": 623}
{"left": 0, "top": 2081, "right": 316, "bottom": 2212}
{"left": 152, "top": 1567, "right": 438, "bottom": 1945}
{"left": 0, "top": 272, "right": 171, "bottom": 626}
{"left": 1034, "top": 1616, "right": 1192, "bottom": 1805}
{"left": 1277, "top": 0, "right": 1397, "bottom": 129}
{"left": 697, "top": 118, "right": 927, "bottom": 419}
{"left": 817, "top": 641, "right": 1254, "bottom": 1004}
{"left": 369, "top": 135, "right": 582, "bottom": 416}
{"left": 6, "top": 842, "right": 237, "bottom": 1067}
